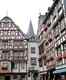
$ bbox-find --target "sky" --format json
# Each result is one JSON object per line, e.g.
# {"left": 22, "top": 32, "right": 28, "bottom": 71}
{"left": 0, "top": 0, "right": 53, "bottom": 34}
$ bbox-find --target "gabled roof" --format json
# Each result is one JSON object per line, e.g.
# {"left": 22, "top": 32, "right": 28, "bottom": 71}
{"left": 0, "top": 16, "right": 25, "bottom": 40}
{"left": 0, "top": 16, "right": 14, "bottom": 23}
{"left": 26, "top": 20, "right": 37, "bottom": 41}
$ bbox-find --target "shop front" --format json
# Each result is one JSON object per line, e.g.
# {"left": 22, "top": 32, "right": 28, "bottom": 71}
{"left": 0, "top": 72, "right": 27, "bottom": 80}
{"left": 40, "top": 71, "right": 47, "bottom": 80}
{"left": 53, "top": 67, "right": 66, "bottom": 80}
{"left": 46, "top": 68, "right": 55, "bottom": 80}
{"left": 0, "top": 76, "right": 10, "bottom": 80}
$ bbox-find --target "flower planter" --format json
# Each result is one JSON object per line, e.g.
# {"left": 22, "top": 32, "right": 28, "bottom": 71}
{"left": 56, "top": 54, "right": 62, "bottom": 61}
{"left": 63, "top": 53, "right": 66, "bottom": 58}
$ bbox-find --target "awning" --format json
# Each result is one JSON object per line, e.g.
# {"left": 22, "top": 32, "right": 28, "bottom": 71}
{"left": 53, "top": 68, "right": 66, "bottom": 74}
{"left": 40, "top": 71, "right": 47, "bottom": 75}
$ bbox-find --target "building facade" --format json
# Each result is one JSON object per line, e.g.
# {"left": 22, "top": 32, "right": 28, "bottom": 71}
{"left": 37, "top": 14, "right": 47, "bottom": 80}
{"left": 37, "top": 0, "right": 66, "bottom": 80}
{"left": 0, "top": 16, "right": 28, "bottom": 80}
{"left": 0, "top": 16, "right": 39, "bottom": 80}
{"left": 26, "top": 20, "right": 39, "bottom": 80}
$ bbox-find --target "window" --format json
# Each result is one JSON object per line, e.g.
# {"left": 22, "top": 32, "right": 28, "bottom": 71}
{"left": 11, "top": 62, "right": 17, "bottom": 69}
{"left": 64, "top": 44, "right": 66, "bottom": 50}
{"left": 4, "top": 31, "right": 7, "bottom": 35}
{"left": 2, "top": 67, "right": 8, "bottom": 70}
{"left": 58, "top": 7, "right": 62, "bottom": 13}
{"left": 2, "top": 62, "right": 8, "bottom": 70}
{"left": 21, "top": 63, "right": 25, "bottom": 69}
{"left": 30, "top": 36, "right": 35, "bottom": 41}
{"left": 16, "top": 32, "right": 18, "bottom": 36}
{"left": 39, "top": 58, "right": 42, "bottom": 67}
{"left": 8, "top": 31, "right": 10, "bottom": 36}
{"left": 2, "top": 50, "right": 10, "bottom": 59}
{"left": 1, "top": 23, "right": 3, "bottom": 27}
{"left": 60, "top": 19, "right": 65, "bottom": 33}
{"left": 31, "top": 47, "right": 35, "bottom": 53}
{"left": 11, "top": 31, "right": 15, "bottom": 36}
{"left": 1, "top": 31, "right": 3, "bottom": 35}
{"left": 47, "top": 22, "right": 51, "bottom": 27}
{"left": 56, "top": 45, "right": 61, "bottom": 56}
{"left": 13, "top": 75, "right": 18, "bottom": 79}
{"left": 31, "top": 57, "right": 36, "bottom": 65}
{"left": 54, "top": 26, "right": 59, "bottom": 38}
{"left": 8, "top": 23, "right": 11, "bottom": 27}
{"left": 63, "top": 42, "right": 66, "bottom": 51}
{"left": 57, "top": 47, "right": 61, "bottom": 53}
{"left": 53, "top": 15, "right": 56, "bottom": 20}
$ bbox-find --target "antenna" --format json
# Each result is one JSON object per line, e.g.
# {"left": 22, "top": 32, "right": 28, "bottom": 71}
{"left": 38, "top": 8, "right": 42, "bottom": 16}
{"left": 6, "top": 10, "right": 8, "bottom": 16}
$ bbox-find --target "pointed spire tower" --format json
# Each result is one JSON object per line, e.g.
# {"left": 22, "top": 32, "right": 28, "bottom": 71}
{"left": 27, "top": 20, "right": 35, "bottom": 37}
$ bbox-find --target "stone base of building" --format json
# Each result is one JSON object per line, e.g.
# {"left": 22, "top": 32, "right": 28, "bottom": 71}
{"left": 0, "top": 73, "right": 27, "bottom": 80}
{"left": 39, "top": 71, "right": 47, "bottom": 80}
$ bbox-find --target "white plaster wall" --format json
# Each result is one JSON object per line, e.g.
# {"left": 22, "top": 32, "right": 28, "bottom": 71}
{"left": 12, "top": 62, "right": 27, "bottom": 73}
{"left": 27, "top": 42, "right": 39, "bottom": 70}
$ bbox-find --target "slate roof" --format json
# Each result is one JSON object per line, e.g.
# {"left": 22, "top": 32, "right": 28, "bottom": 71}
{"left": 27, "top": 20, "right": 35, "bottom": 37}
{"left": 26, "top": 20, "right": 36, "bottom": 41}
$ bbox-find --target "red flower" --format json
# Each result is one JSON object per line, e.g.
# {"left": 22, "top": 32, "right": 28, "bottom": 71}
{"left": 56, "top": 53, "right": 62, "bottom": 61}
{"left": 63, "top": 53, "right": 66, "bottom": 58}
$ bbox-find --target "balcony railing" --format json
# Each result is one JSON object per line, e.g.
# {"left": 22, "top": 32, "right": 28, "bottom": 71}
{"left": 13, "top": 56, "right": 27, "bottom": 61}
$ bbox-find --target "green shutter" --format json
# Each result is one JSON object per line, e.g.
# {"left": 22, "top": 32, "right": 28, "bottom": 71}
{"left": 11, "top": 62, "right": 15, "bottom": 69}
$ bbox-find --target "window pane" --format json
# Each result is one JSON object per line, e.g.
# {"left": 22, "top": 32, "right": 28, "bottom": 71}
{"left": 31, "top": 57, "right": 36, "bottom": 65}
{"left": 63, "top": 43, "right": 66, "bottom": 50}
{"left": 31, "top": 47, "right": 35, "bottom": 53}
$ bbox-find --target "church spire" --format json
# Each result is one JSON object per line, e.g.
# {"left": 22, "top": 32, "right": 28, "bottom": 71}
{"left": 27, "top": 20, "right": 35, "bottom": 37}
